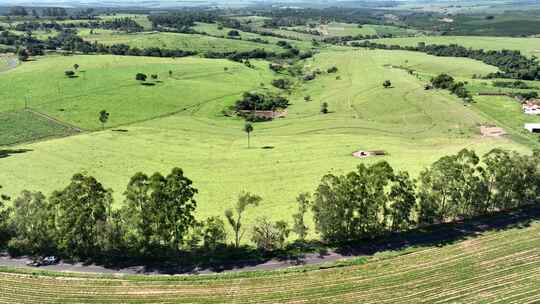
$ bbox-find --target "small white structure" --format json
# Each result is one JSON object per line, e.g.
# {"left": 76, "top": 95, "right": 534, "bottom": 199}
{"left": 523, "top": 101, "right": 540, "bottom": 115}
{"left": 525, "top": 108, "right": 540, "bottom": 115}
{"left": 524, "top": 123, "right": 540, "bottom": 133}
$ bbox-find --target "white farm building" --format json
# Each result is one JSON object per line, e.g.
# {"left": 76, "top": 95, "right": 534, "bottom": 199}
{"left": 524, "top": 124, "right": 540, "bottom": 133}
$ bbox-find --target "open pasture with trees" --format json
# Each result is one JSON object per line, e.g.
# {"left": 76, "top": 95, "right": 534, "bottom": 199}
{"left": 0, "top": 49, "right": 530, "bottom": 231}
{"left": 370, "top": 36, "right": 540, "bottom": 59}
{"left": 1, "top": 3, "right": 540, "bottom": 302}
{"left": 0, "top": 54, "right": 273, "bottom": 129}
{"left": 79, "top": 30, "right": 289, "bottom": 54}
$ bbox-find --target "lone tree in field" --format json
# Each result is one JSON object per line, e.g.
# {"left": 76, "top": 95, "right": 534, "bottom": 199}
{"left": 321, "top": 102, "right": 329, "bottom": 114}
{"left": 168, "top": 70, "right": 173, "bottom": 77}
{"left": 73, "top": 64, "right": 79, "bottom": 71}
{"left": 99, "top": 110, "right": 109, "bottom": 130}
{"left": 228, "top": 30, "right": 240, "bottom": 37}
{"left": 383, "top": 80, "right": 392, "bottom": 89}
{"left": 135, "top": 73, "right": 147, "bottom": 84}
{"left": 225, "top": 192, "right": 262, "bottom": 248}
{"left": 151, "top": 74, "right": 158, "bottom": 81}
{"left": 244, "top": 122, "right": 254, "bottom": 149}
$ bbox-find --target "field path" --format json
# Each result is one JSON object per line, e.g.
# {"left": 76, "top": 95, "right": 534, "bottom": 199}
{"left": 26, "top": 108, "right": 84, "bottom": 133}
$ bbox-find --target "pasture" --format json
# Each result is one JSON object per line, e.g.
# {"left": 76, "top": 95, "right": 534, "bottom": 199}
{"left": 0, "top": 55, "right": 272, "bottom": 129}
{"left": 0, "top": 49, "right": 529, "bottom": 232}
{"left": 79, "top": 29, "right": 288, "bottom": 54}
{"left": 0, "top": 217, "right": 538, "bottom": 303}
{"left": 372, "top": 36, "right": 540, "bottom": 58}
{"left": 288, "top": 22, "right": 418, "bottom": 38}
{"left": 192, "top": 22, "right": 313, "bottom": 51}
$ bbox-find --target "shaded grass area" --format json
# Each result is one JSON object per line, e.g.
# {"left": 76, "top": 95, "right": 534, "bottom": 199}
{"left": 0, "top": 110, "right": 76, "bottom": 146}
{"left": 0, "top": 206, "right": 539, "bottom": 303}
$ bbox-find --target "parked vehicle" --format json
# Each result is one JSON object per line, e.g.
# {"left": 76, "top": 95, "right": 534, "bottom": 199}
{"left": 26, "top": 256, "right": 59, "bottom": 267}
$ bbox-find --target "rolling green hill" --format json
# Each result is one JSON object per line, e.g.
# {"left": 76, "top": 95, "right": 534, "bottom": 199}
{"left": 79, "top": 29, "right": 289, "bottom": 54}
{"left": 0, "top": 55, "right": 273, "bottom": 130}
{"left": 0, "top": 49, "right": 529, "bottom": 231}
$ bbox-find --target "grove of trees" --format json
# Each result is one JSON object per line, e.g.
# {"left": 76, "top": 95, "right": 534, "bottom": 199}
{"left": 0, "top": 149, "right": 538, "bottom": 263}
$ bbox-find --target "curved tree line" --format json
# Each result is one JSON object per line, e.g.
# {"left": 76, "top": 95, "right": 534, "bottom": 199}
{"left": 352, "top": 41, "right": 540, "bottom": 81}
{"left": 0, "top": 148, "right": 538, "bottom": 262}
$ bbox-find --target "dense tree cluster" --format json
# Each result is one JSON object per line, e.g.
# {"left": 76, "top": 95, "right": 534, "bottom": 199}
{"left": 351, "top": 41, "right": 540, "bottom": 81}
{"left": 149, "top": 12, "right": 218, "bottom": 32}
{"left": 271, "top": 78, "right": 292, "bottom": 90}
{"left": 98, "top": 18, "right": 144, "bottom": 32}
{"left": 322, "top": 33, "right": 393, "bottom": 45}
{"left": 493, "top": 80, "right": 536, "bottom": 90}
{"left": 430, "top": 73, "right": 473, "bottom": 102}
{"left": 234, "top": 92, "right": 290, "bottom": 112}
{"left": 42, "top": 7, "right": 68, "bottom": 18}
{"left": 13, "top": 18, "right": 143, "bottom": 33}
{"left": 313, "top": 149, "right": 540, "bottom": 243}
{"left": 259, "top": 8, "right": 384, "bottom": 27}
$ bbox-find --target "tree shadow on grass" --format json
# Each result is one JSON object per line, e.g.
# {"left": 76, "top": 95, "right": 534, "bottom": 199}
{"left": 62, "top": 205, "right": 540, "bottom": 275}
{"left": 0, "top": 149, "right": 32, "bottom": 159}
{"left": 334, "top": 205, "right": 540, "bottom": 257}
{"left": 141, "top": 83, "right": 156, "bottom": 86}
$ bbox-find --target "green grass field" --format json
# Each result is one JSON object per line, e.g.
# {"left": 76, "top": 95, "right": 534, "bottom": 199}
{"left": 0, "top": 218, "right": 538, "bottom": 303}
{"left": 192, "top": 22, "right": 313, "bottom": 51}
{"left": 288, "top": 22, "right": 418, "bottom": 38}
{"left": 371, "top": 36, "right": 540, "bottom": 58}
{"left": 79, "top": 29, "right": 288, "bottom": 54}
{"left": 0, "top": 110, "right": 76, "bottom": 146}
{"left": 0, "top": 49, "right": 530, "bottom": 235}
{"left": 0, "top": 55, "right": 272, "bottom": 129}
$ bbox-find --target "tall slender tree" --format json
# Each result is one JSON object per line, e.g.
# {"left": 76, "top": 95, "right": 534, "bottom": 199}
{"left": 292, "top": 192, "right": 311, "bottom": 242}
{"left": 225, "top": 192, "right": 261, "bottom": 248}
{"left": 244, "top": 122, "right": 254, "bottom": 148}
{"left": 99, "top": 110, "right": 110, "bottom": 130}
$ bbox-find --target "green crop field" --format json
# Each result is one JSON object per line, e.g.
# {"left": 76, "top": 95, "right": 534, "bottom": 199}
{"left": 0, "top": 218, "right": 538, "bottom": 303}
{"left": 0, "top": 110, "right": 76, "bottom": 146}
{"left": 369, "top": 36, "right": 540, "bottom": 58}
{"left": 79, "top": 29, "right": 287, "bottom": 54}
{"left": 0, "top": 49, "right": 531, "bottom": 233}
